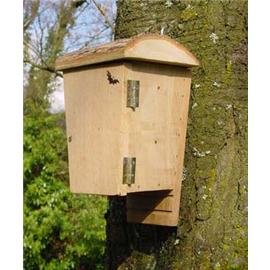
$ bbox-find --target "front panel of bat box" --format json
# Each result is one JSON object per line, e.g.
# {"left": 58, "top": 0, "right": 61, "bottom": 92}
{"left": 119, "top": 61, "right": 189, "bottom": 195}
{"left": 64, "top": 63, "right": 125, "bottom": 196}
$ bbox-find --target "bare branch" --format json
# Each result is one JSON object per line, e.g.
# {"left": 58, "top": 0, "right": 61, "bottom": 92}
{"left": 23, "top": 39, "right": 42, "bottom": 61}
{"left": 72, "top": 0, "right": 87, "bottom": 8}
{"left": 83, "top": 26, "right": 110, "bottom": 46}
{"left": 24, "top": 58, "right": 63, "bottom": 78}
{"left": 91, "top": 0, "right": 115, "bottom": 33}
{"left": 23, "top": 0, "right": 40, "bottom": 31}
{"left": 37, "top": 13, "right": 45, "bottom": 59}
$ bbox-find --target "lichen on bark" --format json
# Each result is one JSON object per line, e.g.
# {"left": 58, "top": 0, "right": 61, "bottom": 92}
{"left": 106, "top": 1, "right": 248, "bottom": 269}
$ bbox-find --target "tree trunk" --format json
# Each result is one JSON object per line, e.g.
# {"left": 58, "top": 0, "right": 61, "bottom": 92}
{"left": 105, "top": 0, "right": 247, "bottom": 269}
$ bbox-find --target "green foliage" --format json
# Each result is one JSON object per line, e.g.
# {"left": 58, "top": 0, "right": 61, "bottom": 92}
{"left": 24, "top": 113, "right": 107, "bottom": 270}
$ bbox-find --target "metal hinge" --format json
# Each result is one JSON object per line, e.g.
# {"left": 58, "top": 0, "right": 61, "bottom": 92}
{"left": 127, "top": 80, "right": 139, "bottom": 111}
{"left": 122, "top": 157, "right": 136, "bottom": 185}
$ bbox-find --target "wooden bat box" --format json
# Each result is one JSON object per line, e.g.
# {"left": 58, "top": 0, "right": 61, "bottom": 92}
{"left": 56, "top": 34, "right": 199, "bottom": 226}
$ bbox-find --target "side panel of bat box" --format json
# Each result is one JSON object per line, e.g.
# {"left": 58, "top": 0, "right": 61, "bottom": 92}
{"left": 120, "top": 61, "right": 190, "bottom": 195}
{"left": 126, "top": 63, "right": 192, "bottom": 226}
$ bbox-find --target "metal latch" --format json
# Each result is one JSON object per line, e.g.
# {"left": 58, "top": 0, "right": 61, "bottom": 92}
{"left": 123, "top": 157, "right": 136, "bottom": 185}
{"left": 127, "top": 80, "right": 139, "bottom": 111}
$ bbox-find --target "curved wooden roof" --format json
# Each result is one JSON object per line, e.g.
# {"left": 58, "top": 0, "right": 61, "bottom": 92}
{"left": 55, "top": 34, "right": 200, "bottom": 71}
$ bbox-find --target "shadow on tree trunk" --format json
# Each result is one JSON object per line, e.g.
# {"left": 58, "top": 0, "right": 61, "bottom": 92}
{"left": 105, "top": 197, "right": 177, "bottom": 270}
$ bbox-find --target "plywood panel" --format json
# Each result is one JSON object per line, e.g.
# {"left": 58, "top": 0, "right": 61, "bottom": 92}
{"left": 127, "top": 209, "right": 178, "bottom": 227}
{"left": 126, "top": 63, "right": 192, "bottom": 226}
{"left": 120, "top": 62, "right": 190, "bottom": 196}
{"left": 127, "top": 192, "right": 173, "bottom": 212}
{"left": 64, "top": 63, "right": 125, "bottom": 195}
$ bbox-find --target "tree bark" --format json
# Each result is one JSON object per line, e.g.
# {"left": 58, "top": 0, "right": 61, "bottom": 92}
{"left": 105, "top": 0, "right": 247, "bottom": 269}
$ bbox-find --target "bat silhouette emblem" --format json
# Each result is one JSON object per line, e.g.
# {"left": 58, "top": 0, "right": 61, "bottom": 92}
{"left": 107, "top": 71, "right": 119, "bottom": 85}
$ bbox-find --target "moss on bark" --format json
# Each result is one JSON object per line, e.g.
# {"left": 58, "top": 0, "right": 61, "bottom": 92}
{"left": 106, "top": 1, "right": 247, "bottom": 269}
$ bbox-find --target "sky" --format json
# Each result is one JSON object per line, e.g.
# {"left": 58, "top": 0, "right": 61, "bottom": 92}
{"left": 48, "top": 77, "right": 65, "bottom": 113}
{"left": 25, "top": 0, "right": 117, "bottom": 113}
{"left": 50, "top": 0, "right": 116, "bottom": 113}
